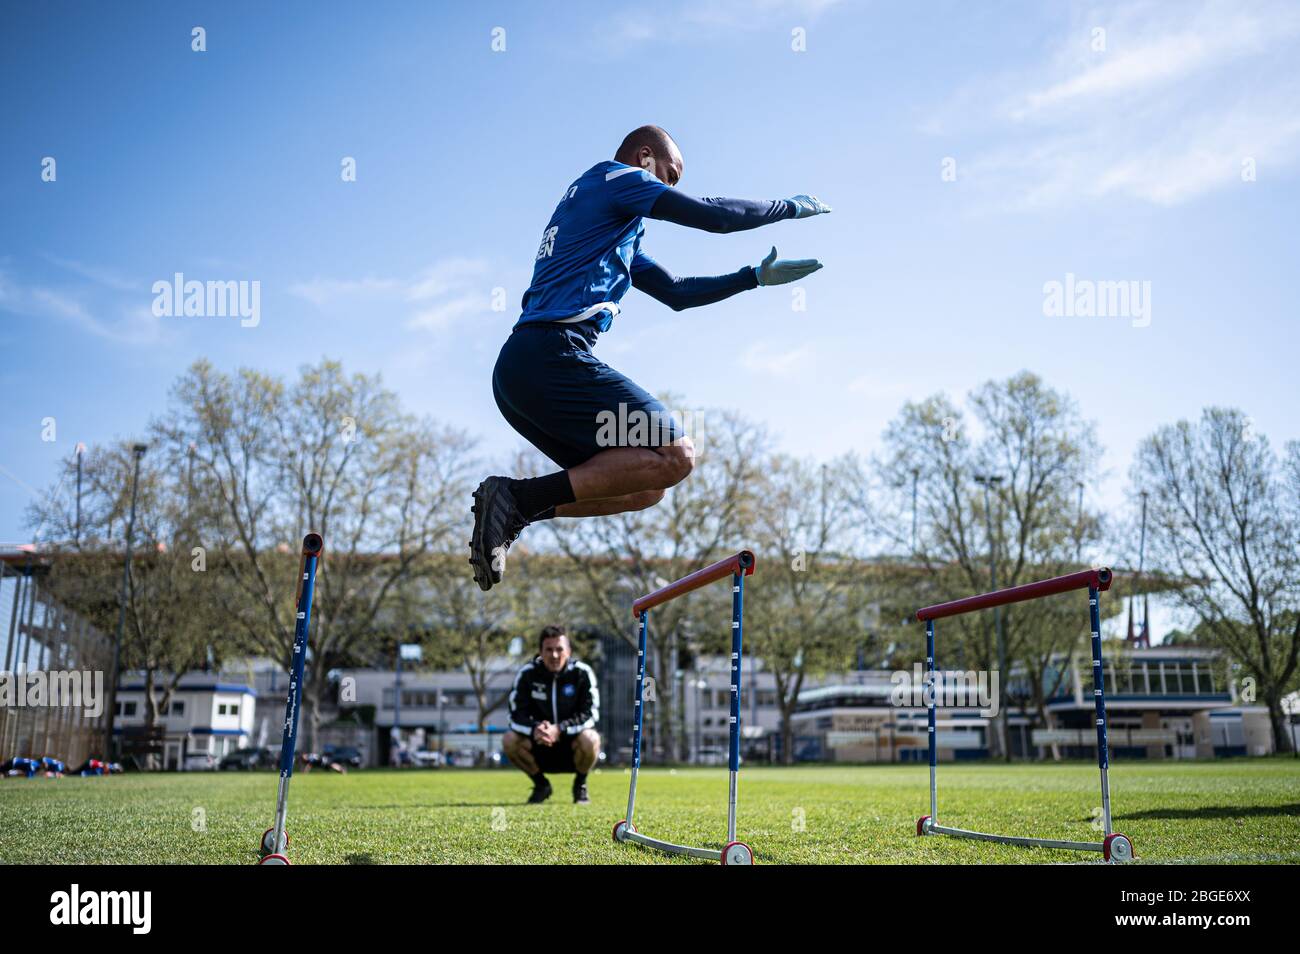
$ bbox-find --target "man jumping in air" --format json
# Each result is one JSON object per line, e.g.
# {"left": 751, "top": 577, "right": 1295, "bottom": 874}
{"left": 470, "top": 125, "right": 830, "bottom": 590}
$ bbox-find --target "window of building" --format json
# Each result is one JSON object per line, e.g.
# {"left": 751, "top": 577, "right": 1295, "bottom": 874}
{"left": 1195, "top": 664, "right": 1216, "bottom": 694}
{"left": 117, "top": 700, "right": 138, "bottom": 717}
{"left": 169, "top": 700, "right": 186, "bottom": 716}
{"left": 402, "top": 690, "right": 432, "bottom": 708}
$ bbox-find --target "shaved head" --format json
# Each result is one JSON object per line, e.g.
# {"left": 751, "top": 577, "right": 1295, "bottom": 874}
{"left": 614, "top": 125, "right": 683, "bottom": 187}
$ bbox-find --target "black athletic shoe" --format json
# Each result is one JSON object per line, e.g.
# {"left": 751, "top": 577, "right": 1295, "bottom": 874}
{"left": 527, "top": 779, "right": 553, "bottom": 804}
{"left": 468, "top": 477, "right": 529, "bottom": 592}
{"left": 573, "top": 780, "right": 590, "bottom": 804}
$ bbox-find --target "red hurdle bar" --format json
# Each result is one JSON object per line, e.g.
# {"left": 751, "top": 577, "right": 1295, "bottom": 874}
{"left": 631, "top": 549, "right": 755, "bottom": 618}
{"left": 916, "top": 566, "right": 1112, "bottom": 622}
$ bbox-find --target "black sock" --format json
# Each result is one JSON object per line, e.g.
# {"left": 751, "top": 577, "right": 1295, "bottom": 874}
{"left": 507, "top": 472, "right": 574, "bottom": 520}
{"left": 530, "top": 771, "right": 548, "bottom": 786}
{"left": 574, "top": 772, "right": 587, "bottom": 786}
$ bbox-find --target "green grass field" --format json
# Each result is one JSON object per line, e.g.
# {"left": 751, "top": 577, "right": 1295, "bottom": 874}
{"left": 2, "top": 759, "right": 1298, "bottom": 864}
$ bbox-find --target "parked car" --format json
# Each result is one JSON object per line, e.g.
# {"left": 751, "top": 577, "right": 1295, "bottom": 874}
{"left": 695, "top": 747, "right": 727, "bottom": 766}
{"left": 184, "top": 752, "right": 217, "bottom": 772}
{"left": 322, "top": 745, "right": 363, "bottom": 768}
{"left": 219, "top": 747, "right": 274, "bottom": 770}
{"left": 410, "top": 749, "right": 444, "bottom": 768}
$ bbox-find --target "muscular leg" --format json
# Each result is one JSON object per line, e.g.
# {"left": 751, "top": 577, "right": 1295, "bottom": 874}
{"left": 555, "top": 438, "right": 695, "bottom": 517}
{"left": 555, "top": 489, "right": 664, "bottom": 518}
{"left": 501, "top": 730, "right": 540, "bottom": 776}
{"left": 573, "top": 729, "right": 601, "bottom": 774}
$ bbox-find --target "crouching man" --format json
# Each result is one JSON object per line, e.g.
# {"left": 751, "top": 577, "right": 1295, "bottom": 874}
{"left": 503, "top": 625, "right": 600, "bottom": 804}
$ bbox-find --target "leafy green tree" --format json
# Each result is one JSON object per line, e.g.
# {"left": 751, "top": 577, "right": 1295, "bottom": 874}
{"left": 1132, "top": 409, "right": 1299, "bottom": 752}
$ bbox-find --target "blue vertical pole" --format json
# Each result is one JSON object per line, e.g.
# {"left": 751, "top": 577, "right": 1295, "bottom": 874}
{"left": 270, "top": 533, "right": 323, "bottom": 853}
{"left": 926, "top": 618, "right": 937, "bottom": 825}
{"left": 625, "top": 610, "right": 649, "bottom": 827}
{"left": 1089, "top": 584, "right": 1113, "bottom": 835}
{"left": 727, "top": 570, "right": 745, "bottom": 842}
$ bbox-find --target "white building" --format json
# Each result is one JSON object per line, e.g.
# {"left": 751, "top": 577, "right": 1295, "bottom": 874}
{"left": 114, "top": 672, "right": 257, "bottom": 769}
{"left": 789, "top": 645, "right": 1278, "bottom": 762}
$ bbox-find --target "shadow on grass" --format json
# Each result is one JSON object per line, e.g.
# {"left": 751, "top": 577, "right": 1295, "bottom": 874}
{"left": 362, "top": 801, "right": 539, "bottom": 809}
{"left": 1116, "top": 803, "right": 1300, "bottom": 821}
{"left": 345, "top": 854, "right": 377, "bottom": 864}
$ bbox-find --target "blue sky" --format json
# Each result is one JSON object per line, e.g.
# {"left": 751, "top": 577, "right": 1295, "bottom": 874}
{"left": 3, "top": 0, "right": 1299, "bottom": 550}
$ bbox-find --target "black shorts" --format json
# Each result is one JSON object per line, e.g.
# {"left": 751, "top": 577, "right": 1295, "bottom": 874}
{"left": 531, "top": 734, "right": 578, "bottom": 774}
{"left": 492, "top": 322, "right": 684, "bottom": 470}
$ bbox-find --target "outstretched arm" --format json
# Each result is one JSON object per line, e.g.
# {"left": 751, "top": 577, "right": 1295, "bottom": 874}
{"left": 631, "top": 252, "right": 757, "bottom": 311}
{"left": 647, "top": 190, "right": 832, "bottom": 234}
{"left": 632, "top": 245, "right": 825, "bottom": 311}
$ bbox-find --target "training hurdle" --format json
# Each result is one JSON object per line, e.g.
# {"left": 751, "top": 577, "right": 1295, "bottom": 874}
{"left": 613, "top": 550, "right": 757, "bottom": 865}
{"left": 258, "top": 532, "right": 324, "bottom": 865}
{"left": 914, "top": 566, "right": 1135, "bottom": 863}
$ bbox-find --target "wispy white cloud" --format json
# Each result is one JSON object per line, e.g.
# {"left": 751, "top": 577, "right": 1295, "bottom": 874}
{"left": 0, "top": 269, "right": 164, "bottom": 345}
{"left": 289, "top": 258, "right": 494, "bottom": 334}
{"left": 44, "top": 256, "right": 143, "bottom": 293}
{"left": 605, "top": 0, "right": 844, "bottom": 45}
{"left": 929, "top": 0, "right": 1300, "bottom": 209}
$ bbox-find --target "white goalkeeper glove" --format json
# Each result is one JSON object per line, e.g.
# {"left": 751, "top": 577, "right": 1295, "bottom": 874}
{"left": 755, "top": 246, "right": 823, "bottom": 286}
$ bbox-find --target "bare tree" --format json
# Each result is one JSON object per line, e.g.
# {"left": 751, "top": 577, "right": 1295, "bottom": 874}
{"left": 746, "top": 454, "right": 869, "bottom": 762}
{"left": 155, "top": 359, "right": 476, "bottom": 748}
{"left": 1133, "top": 409, "right": 1299, "bottom": 752}
{"left": 869, "top": 372, "right": 1107, "bottom": 757}
{"left": 30, "top": 443, "right": 218, "bottom": 761}
{"left": 415, "top": 553, "right": 540, "bottom": 731}
{"left": 543, "top": 407, "right": 769, "bottom": 761}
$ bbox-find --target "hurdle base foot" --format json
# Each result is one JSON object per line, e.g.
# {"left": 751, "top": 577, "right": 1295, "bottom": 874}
{"left": 928, "top": 823, "right": 1105, "bottom": 855}
{"left": 618, "top": 828, "right": 724, "bottom": 862}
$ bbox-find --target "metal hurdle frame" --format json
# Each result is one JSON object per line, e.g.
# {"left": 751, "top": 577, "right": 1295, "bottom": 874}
{"left": 914, "top": 566, "right": 1135, "bottom": 862}
{"left": 258, "top": 532, "right": 324, "bottom": 865}
{"left": 613, "top": 550, "right": 756, "bottom": 865}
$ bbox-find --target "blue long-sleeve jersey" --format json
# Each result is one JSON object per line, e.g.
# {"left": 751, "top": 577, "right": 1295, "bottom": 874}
{"left": 515, "top": 160, "right": 793, "bottom": 333}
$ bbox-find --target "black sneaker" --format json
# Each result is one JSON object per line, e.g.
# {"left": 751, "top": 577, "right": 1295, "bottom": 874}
{"left": 527, "top": 779, "right": 553, "bottom": 804}
{"left": 468, "top": 477, "right": 529, "bottom": 592}
{"left": 572, "top": 780, "right": 590, "bottom": 804}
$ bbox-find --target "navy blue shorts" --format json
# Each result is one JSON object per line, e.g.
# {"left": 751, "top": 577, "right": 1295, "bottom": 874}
{"left": 493, "top": 323, "right": 683, "bottom": 470}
